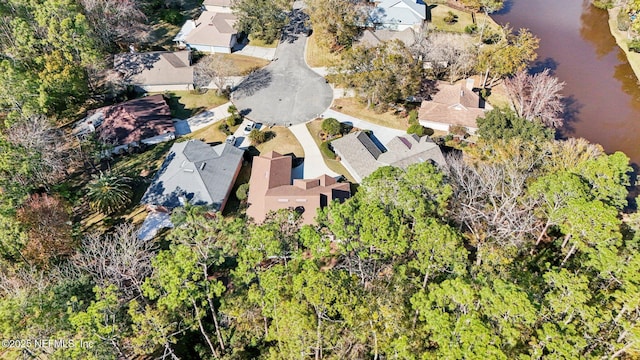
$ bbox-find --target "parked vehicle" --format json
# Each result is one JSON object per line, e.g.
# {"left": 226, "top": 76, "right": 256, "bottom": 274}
{"left": 243, "top": 121, "right": 256, "bottom": 134}
{"left": 226, "top": 135, "right": 236, "bottom": 145}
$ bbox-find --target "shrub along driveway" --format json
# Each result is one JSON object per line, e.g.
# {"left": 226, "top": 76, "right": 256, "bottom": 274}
{"left": 231, "top": 6, "right": 333, "bottom": 126}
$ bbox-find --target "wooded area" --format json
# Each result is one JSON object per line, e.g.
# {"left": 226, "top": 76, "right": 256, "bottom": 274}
{"left": 0, "top": 0, "right": 639, "bottom": 359}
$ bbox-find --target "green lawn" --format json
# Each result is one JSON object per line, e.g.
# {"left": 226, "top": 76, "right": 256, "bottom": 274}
{"left": 216, "top": 54, "right": 271, "bottom": 76}
{"left": 77, "top": 141, "right": 175, "bottom": 233}
{"left": 331, "top": 98, "right": 409, "bottom": 130}
{"left": 306, "top": 119, "right": 356, "bottom": 183}
{"left": 305, "top": 33, "right": 342, "bottom": 68}
{"left": 255, "top": 126, "right": 305, "bottom": 158}
{"left": 429, "top": 5, "right": 500, "bottom": 35}
{"left": 152, "top": 90, "right": 228, "bottom": 119}
{"left": 248, "top": 34, "right": 279, "bottom": 48}
{"left": 187, "top": 120, "right": 240, "bottom": 143}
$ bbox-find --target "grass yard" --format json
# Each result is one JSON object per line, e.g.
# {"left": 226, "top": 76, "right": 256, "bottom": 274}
{"left": 153, "top": 90, "right": 228, "bottom": 119}
{"left": 331, "top": 98, "right": 410, "bottom": 131}
{"left": 306, "top": 119, "right": 357, "bottom": 183}
{"left": 216, "top": 54, "right": 271, "bottom": 76}
{"left": 187, "top": 121, "right": 240, "bottom": 143}
{"left": 255, "top": 126, "right": 305, "bottom": 158}
{"left": 222, "top": 163, "right": 253, "bottom": 216}
{"left": 429, "top": 5, "right": 500, "bottom": 35}
{"left": 77, "top": 141, "right": 175, "bottom": 233}
{"left": 305, "top": 33, "right": 342, "bottom": 68}
{"left": 248, "top": 34, "right": 279, "bottom": 48}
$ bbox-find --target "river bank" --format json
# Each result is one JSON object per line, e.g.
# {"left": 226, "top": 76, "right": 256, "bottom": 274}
{"left": 606, "top": 6, "right": 640, "bottom": 83}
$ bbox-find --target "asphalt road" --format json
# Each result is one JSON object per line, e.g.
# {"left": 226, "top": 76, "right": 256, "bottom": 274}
{"left": 231, "top": 8, "right": 333, "bottom": 126}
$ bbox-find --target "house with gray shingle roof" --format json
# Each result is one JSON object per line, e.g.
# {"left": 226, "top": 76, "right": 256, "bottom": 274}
{"left": 331, "top": 131, "right": 446, "bottom": 183}
{"left": 141, "top": 139, "right": 244, "bottom": 212}
{"left": 369, "top": 0, "right": 427, "bottom": 31}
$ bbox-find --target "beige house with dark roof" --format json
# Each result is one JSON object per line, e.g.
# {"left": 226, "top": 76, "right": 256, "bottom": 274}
{"left": 114, "top": 51, "right": 194, "bottom": 92}
{"left": 418, "top": 79, "right": 488, "bottom": 133}
{"left": 331, "top": 132, "right": 446, "bottom": 183}
{"left": 247, "top": 151, "right": 351, "bottom": 224}
{"left": 174, "top": 11, "right": 238, "bottom": 53}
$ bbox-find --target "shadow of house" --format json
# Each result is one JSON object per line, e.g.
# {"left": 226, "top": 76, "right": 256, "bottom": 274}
{"left": 246, "top": 151, "right": 351, "bottom": 224}
{"left": 114, "top": 51, "right": 195, "bottom": 92}
{"left": 331, "top": 131, "right": 446, "bottom": 183}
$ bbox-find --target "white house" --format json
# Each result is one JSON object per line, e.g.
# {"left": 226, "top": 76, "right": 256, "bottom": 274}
{"left": 174, "top": 11, "right": 238, "bottom": 53}
{"left": 369, "top": 0, "right": 427, "bottom": 31}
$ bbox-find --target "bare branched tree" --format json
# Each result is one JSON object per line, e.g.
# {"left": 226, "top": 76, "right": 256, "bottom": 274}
{"left": 193, "top": 55, "right": 234, "bottom": 94}
{"left": 414, "top": 32, "right": 476, "bottom": 83}
{"left": 79, "top": 0, "right": 148, "bottom": 47}
{"left": 5, "top": 115, "right": 74, "bottom": 186}
{"left": 446, "top": 154, "right": 542, "bottom": 266}
{"left": 73, "top": 223, "right": 156, "bottom": 300}
{"left": 504, "top": 69, "right": 565, "bottom": 128}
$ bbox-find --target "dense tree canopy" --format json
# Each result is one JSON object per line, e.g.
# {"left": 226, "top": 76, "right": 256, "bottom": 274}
{"left": 232, "top": 0, "right": 290, "bottom": 44}
{"left": 336, "top": 40, "right": 423, "bottom": 109}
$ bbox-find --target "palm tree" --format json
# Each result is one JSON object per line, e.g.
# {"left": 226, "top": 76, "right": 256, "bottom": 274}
{"left": 86, "top": 171, "right": 132, "bottom": 214}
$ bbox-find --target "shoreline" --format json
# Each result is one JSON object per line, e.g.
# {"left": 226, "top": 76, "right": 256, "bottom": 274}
{"left": 606, "top": 6, "right": 640, "bottom": 83}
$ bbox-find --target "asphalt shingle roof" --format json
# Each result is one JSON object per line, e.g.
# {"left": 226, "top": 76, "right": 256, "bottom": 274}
{"left": 141, "top": 140, "right": 244, "bottom": 210}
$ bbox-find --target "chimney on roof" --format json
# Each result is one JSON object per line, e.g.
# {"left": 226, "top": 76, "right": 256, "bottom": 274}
{"left": 466, "top": 78, "right": 474, "bottom": 90}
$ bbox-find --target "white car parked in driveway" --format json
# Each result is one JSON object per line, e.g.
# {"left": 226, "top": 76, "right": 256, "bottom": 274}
{"left": 243, "top": 121, "right": 256, "bottom": 134}
{"left": 243, "top": 121, "right": 262, "bottom": 134}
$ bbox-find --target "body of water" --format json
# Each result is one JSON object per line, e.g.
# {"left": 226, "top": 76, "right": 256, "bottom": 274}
{"left": 492, "top": 0, "right": 640, "bottom": 165}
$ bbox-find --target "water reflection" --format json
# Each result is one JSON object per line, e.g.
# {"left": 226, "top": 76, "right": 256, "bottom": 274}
{"left": 579, "top": 1, "right": 617, "bottom": 58}
{"left": 493, "top": 0, "right": 640, "bottom": 164}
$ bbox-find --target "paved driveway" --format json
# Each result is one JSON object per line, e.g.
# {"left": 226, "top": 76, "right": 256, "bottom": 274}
{"left": 321, "top": 109, "right": 406, "bottom": 145}
{"left": 289, "top": 124, "right": 339, "bottom": 178}
{"left": 231, "top": 7, "right": 333, "bottom": 126}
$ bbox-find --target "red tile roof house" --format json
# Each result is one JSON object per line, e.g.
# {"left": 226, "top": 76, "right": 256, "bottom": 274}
{"left": 174, "top": 11, "right": 238, "bottom": 53}
{"left": 418, "top": 79, "right": 490, "bottom": 134}
{"left": 114, "top": 50, "right": 194, "bottom": 92}
{"left": 246, "top": 151, "right": 351, "bottom": 224}
{"left": 72, "top": 94, "right": 176, "bottom": 154}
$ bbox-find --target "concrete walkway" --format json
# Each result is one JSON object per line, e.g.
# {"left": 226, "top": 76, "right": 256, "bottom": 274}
{"left": 173, "top": 102, "right": 233, "bottom": 136}
{"left": 321, "top": 108, "right": 406, "bottom": 145}
{"left": 233, "top": 44, "right": 277, "bottom": 61}
{"left": 289, "top": 123, "right": 339, "bottom": 179}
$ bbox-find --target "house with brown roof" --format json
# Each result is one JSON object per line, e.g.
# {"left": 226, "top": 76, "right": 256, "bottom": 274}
{"left": 331, "top": 132, "right": 446, "bottom": 183}
{"left": 203, "top": 0, "right": 232, "bottom": 13}
{"left": 174, "top": 11, "right": 238, "bottom": 53}
{"left": 247, "top": 151, "right": 351, "bottom": 224}
{"left": 418, "top": 79, "right": 488, "bottom": 133}
{"left": 73, "top": 95, "right": 175, "bottom": 152}
{"left": 114, "top": 51, "right": 194, "bottom": 92}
